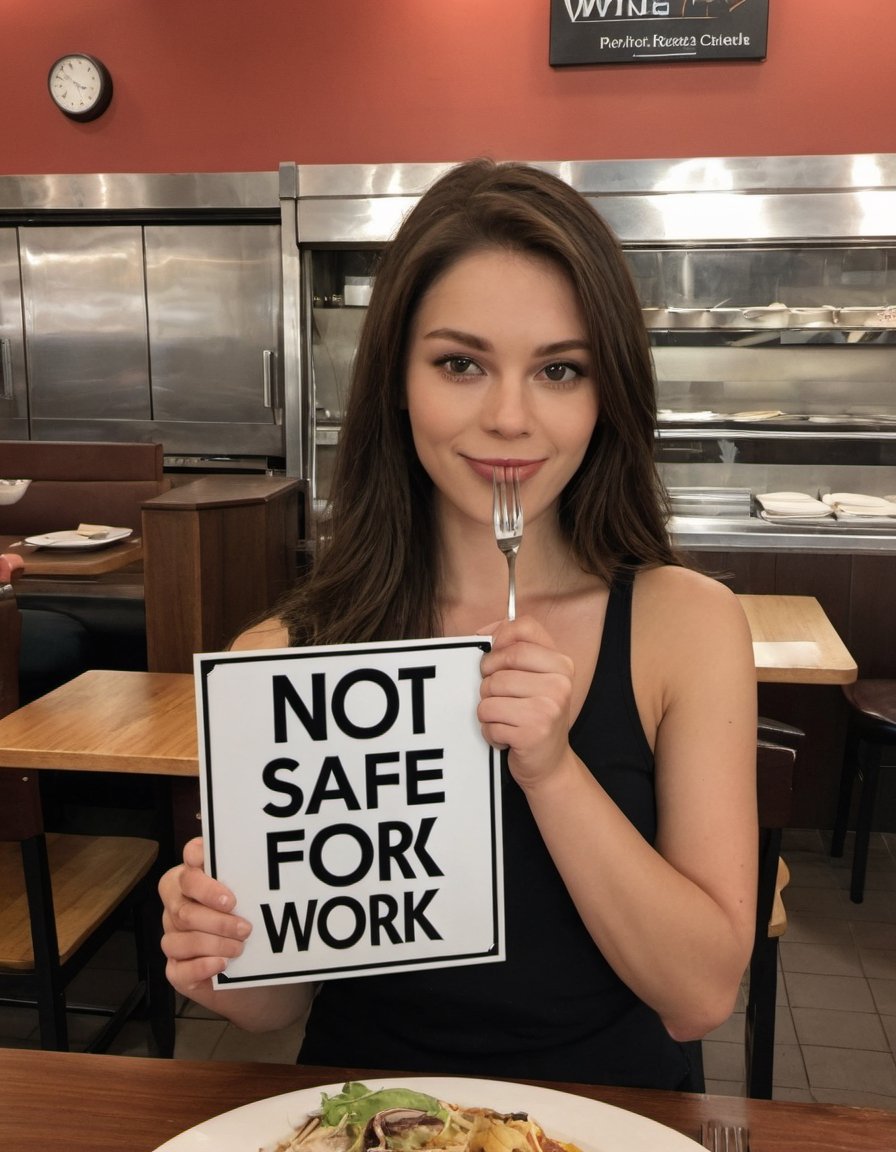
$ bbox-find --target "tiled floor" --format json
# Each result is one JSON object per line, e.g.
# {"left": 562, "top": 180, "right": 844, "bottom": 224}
{"left": 3, "top": 828, "right": 896, "bottom": 1110}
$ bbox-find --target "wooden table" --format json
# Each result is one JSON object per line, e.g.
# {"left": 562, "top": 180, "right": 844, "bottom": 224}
{"left": 0, "top": 669, "right": 197, "bottom": 776}
{"left": 740, "top": 594, "right": 857, "bottom": 685}
{"left": 0, "top": 1049, "right": 892, "bottom": 1152}
{"left": 0, "top": 670, "right": 196, "bottom": 854}
{"left": 0, "top": 531, "right": 144, "bottom": 578}
{"left": 0, "top": 595, "right": 858, "bottom": 782}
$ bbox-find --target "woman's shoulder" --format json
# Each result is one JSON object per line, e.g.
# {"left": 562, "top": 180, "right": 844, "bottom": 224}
{"left": 634, "top": 562, "right": 739, "bottom": 600}
{"left": 632, "top": 564, "right": 750, "bottom": 636}
{"left": 230, "top": 617, "right": 291, "bottom": 651}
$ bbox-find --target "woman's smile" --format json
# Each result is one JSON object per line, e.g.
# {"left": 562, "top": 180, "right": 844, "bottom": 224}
{"left": 461, "top": 455, "right": 546, "bottom": 483}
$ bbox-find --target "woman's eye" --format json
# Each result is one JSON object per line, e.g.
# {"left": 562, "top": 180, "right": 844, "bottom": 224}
{"left": 541, "top": 361, "right": 582, "bottom": 384}
{"left": 437, "top": 356, "right": 483, "bottom": 378}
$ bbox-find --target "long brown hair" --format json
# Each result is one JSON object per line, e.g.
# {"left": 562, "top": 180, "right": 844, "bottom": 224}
{"left": 281, "top": 159, "right": 677, "bottom": 645}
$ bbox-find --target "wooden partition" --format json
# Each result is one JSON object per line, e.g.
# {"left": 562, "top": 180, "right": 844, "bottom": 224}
{"left": 142, "top": 475, "right": 303, "bottom": 674}
{"left": 142, "top": 474, "right": 303, "bottom": 849}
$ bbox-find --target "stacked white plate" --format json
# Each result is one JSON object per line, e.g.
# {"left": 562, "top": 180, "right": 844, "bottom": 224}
{"left": 754, "top": 491, "right": 834, "bottom": 525}
{"left": 822, "top": 492, "right": 896, "bottom": 523}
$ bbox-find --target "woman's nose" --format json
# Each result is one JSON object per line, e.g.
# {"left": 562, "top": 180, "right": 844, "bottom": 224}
{"left": 482, "top": 379, "right": 531, "bottom": 438}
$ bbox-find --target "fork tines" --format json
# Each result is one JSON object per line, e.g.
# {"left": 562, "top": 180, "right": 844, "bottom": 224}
{"left": 492, "top": 466, "right": 523, "bottom": 621}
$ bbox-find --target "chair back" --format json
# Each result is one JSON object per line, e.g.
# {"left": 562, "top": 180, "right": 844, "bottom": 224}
{"left": 757, "top": 740, "right": 795, "bottom": 830}
{"left": 0, "top": 582, "right": 20, "bottom": 719}
{"left": 0, "top": 771, "right": 43, "bottom": 841}
{"left": 754, "top": 731, "right": 799, "bottom": 943}
{"left": 745, "top": 720, "right": 802, "bottom": 1099}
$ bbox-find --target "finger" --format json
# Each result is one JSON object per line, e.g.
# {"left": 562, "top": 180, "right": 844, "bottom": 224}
{"left": 180, "top": 863, "right": 239, "bottom": 913}
{"left": 182, "top": 836, "right": 205, "bottom": 868}
{"left": 164, "top": 955, "right": 228, "bottom": 995}
{"left": 161, "top": 923, "right": 247, "bottom": 963}
{"left": 486, "top": 615, "right": 555, "bottom": 650}
{"left": 163, "top": 889, "right": 251, "bottom": 941}
{"left": 479, "top": 691, "right": 562, "bottom": 737}
{"left": 482, "top": 635, "right": 571, "bottom": 677}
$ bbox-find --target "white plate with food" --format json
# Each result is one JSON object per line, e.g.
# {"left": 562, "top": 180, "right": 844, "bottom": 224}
{"left": 24, "top": 527, "right": 133, "bottom": 550}
{"left": 150, "top": 1077, "right": 700, "bottom": 1152}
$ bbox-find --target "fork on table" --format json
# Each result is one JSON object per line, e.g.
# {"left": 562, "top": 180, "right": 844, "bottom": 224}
{"left": 701, "top": 1120, "right": 750, "bottom": 1151}
{"left": 492, "top": 465, "right": 523, "bottom": 621}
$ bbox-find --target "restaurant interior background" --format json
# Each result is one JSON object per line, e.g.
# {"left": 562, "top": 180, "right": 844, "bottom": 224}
{"left": 4, "top": 0, "right": 896, "bottom": 819}
{"left": 4, "top": 0, "right": 896, "bottom": 1113}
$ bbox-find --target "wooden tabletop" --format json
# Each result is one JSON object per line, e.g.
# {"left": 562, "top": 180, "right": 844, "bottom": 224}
{"left": 738, "top": 594, "right": 857, "bottom": 685}
{"left": 0, "top": 669, "right": 198, "bottom": 776}
{"left": 0, "top": 1050, "right": 892, "bottom": 1152}
{"left": 0, "top": 531, "right": 144, "bottom": 577}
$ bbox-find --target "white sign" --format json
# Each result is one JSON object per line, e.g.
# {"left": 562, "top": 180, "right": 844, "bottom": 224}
{"left": 195, "top": 637, "right": 503, "bottom": 989}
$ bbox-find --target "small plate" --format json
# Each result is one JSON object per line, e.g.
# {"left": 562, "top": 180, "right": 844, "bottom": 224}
{"left": 24, "top": 527, "right": 133, "bottom": 550}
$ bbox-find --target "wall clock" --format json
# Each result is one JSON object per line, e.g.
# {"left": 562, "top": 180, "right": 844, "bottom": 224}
{"left": 48, "top": 54, "right": 113, "bottom": 121}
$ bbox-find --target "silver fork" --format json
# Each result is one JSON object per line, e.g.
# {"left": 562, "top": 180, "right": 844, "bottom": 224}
{"left": 492, "top": 465, "right": 523, "bottom": 621}
{"left": 701, "top": 1120, "right": 750, "bottom": 1152}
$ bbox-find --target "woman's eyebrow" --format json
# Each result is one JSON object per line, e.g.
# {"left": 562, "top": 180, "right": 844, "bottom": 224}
{"left": 535, "top": 339, "right": 592, "bottom": 356}
{"left": 423, "top": 330, "right": 590, "bottom": 357}
{"left": 422, "top": 327, "right": 491, "bottom": 350}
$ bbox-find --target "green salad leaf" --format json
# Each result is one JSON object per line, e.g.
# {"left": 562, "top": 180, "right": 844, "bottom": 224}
{"left": 319, "top": 1081, "right": 449, "bottom": 1135}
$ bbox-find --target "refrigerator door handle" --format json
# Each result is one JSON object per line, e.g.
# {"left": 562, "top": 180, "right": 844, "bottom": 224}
{"left": 262, "top": 348, "right": 283, "bottom": 425}
{"left": 0, "top": 339, "right": 12, "bottom": 401}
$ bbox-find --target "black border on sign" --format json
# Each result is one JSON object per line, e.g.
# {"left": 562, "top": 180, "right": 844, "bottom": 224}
{"left": 197, "top": 638, "right": 502, "bottom": 982}
{"left": 549, "top": 0, "right": 769, "bottom": 67}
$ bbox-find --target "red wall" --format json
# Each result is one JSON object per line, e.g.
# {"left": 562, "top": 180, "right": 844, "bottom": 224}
{"left": 3, "top": 1, "right": 895, "bottom": 175}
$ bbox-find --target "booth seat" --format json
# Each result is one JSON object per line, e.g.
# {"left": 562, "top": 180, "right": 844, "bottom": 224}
{"left": 0, "top": 440, "right": 170, "bottom": 536}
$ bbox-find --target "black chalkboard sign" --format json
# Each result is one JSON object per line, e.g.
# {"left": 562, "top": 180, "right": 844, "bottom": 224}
{"left": 550, "top": 0, "right": 769, "bottom": 66}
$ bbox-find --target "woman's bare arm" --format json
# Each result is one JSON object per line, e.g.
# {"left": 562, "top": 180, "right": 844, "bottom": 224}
{"left": 479, "top": 568, "right": 757, "bottom": 1039}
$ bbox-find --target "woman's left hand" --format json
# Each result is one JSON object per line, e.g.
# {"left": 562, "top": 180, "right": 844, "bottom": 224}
{"left": 478, "top": 615, "right": 575, "bottom": 789}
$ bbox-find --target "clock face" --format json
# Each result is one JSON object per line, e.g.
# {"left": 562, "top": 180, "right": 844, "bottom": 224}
{"left": 48, "top": 54, "right": 112, "bottom": 120}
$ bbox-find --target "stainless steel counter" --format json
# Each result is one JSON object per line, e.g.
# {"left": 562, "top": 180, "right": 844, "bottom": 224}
{"left": 670, "top": 516, "right": 896, "bottom": 554}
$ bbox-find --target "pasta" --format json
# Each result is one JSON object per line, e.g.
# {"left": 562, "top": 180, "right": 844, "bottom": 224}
{"left": 272, "top": 1082, "right": 583, "bottom": 1152}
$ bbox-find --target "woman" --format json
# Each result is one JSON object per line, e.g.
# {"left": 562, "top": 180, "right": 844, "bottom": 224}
{"left": 160, "top": 160, "right": 757, "bottom": 1089}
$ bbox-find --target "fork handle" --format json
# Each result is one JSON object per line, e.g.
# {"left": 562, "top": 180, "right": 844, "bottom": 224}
{"left": 506, "top": 552, "right": 517, "bottom": 621}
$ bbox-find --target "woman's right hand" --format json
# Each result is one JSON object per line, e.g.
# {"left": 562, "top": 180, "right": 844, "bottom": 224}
{"left": 159, "top": 836, "right": 253, "bottom": 1000}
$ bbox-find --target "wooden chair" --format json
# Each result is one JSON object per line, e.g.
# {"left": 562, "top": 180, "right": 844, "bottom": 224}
{"left": 0, "top": 579, "right": 174, "bottom": 1055}
{"left": 830, "top": 679, "right": 896, "bottom": 903}
{"left": 745, "top": 717, "right": 801, "bottom": 1099}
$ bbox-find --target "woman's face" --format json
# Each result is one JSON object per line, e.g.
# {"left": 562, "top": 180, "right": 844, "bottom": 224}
{"left": 404, "top": 246, "right": 599, "bottom": 531}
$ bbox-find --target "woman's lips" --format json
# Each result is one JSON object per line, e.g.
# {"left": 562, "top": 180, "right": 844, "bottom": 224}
{"left": 464, "top": 456, "right": 544, "bottom": 482}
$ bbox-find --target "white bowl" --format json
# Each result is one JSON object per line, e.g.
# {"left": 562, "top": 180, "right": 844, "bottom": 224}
{"left": 0, "top": 478, "right": 31, "bottom": 506}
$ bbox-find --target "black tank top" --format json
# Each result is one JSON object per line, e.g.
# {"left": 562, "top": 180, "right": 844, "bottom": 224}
{"left": 298, "top": 576, "right": 695, "bottom": 1089}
